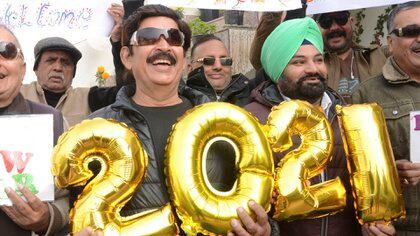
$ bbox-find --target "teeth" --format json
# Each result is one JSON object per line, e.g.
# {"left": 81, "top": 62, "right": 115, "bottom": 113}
{"left": 153, "top": 59, "right": 171, "bottom": 65}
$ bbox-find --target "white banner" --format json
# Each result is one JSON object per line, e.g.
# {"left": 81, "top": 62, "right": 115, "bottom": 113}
{"left": 0, "top": 0, "right": 115, "bottom": 38}
{"left": 307, "top": 0, "right": 413, "bottom": 14}
{"left": 0, "top": 115, "right": 54, "bottom": 205}
{"left": 146, "top": 0, "right": 302, "bottom": 12}
{"left": 410, "top": 111, "right": 420, "bottom": 163}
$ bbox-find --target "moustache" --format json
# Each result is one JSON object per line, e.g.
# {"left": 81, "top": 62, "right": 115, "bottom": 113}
{"left": 48, "top": 72, "right": 64, "bottom": 80}
{"left": 297, "top": 73, "right": 327, "bottom": 84}
{"left": 146, "top": 51, "right": 177, "bottom": 65}
{"left": 327, "top": 30, "right": 346, "bottom": 40}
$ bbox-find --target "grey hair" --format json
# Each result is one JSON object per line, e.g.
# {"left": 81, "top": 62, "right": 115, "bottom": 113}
{"left": 387, "top": 1, "right": 420, "bottom": 32}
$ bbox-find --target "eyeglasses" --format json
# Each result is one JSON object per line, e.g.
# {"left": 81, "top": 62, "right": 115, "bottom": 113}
{"left": 390, "top": 25, "right": 420, "bottom": 38}
{"left": 318, "top": 14, "right": 350, "bottom": 29}
{"left": 0, "top": 41, "right": 21, "bottom": 60}
{"left": 130, "top": 27, "right": 185, "bottom": 47}
{"left": 194, "top": 57, "right": 233, "bottom": 66}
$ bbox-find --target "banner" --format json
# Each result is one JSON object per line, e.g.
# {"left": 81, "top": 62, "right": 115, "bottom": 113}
{"left": 146, "top": 0, "right": 302, "bottom": 12}
{"left": 411, "top": 111, "right": 420, "bottom": 163}
{"left": 0, "top": 115, "right": 54, "bottom": 205}
{"left": 307, "top": 0, "right": 412, "bottom": 14}
{"left": 0, "top": 0, "right": 115, "bottom": 37}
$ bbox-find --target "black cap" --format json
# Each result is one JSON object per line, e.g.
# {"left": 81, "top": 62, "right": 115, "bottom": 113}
{"left": 33, "top": 37, "right": 82, "bottom": 73}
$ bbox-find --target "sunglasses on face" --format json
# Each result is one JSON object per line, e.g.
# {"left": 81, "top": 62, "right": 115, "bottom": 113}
{"left": 194, "top": 57, "right": 233, "bottom": 66}
{"left": 390, "top": 25, "right": 420, "bottom": 38}
{"left": 130, "top": 27, "right": 185, "bottom": 47}
{"left": 0, "top": 41, "right": 21, "bottom": 60}
{"left": 318, "top": 14, "right": 349, "bottom": 29}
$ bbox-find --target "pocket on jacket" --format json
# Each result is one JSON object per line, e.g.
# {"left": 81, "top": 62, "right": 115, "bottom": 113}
{"left": 380, "top": 99, "right": 414, "bottom": 159}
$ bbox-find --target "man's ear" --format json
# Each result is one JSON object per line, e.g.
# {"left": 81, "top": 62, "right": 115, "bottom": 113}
{"left": 387, "top": 35, "right": 394, "bottom": 54}
{"left": 120, "top": 46, "right": 132, "bottom": 70}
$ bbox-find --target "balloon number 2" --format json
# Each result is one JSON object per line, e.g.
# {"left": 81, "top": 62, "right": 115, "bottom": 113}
{"left": 52, "top": 101, "right": 405, "bottom": 235}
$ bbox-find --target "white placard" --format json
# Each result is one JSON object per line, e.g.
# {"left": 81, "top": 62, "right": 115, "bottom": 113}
{"left": 146, "top": 0, "right": 302, "bottom": 12}
{"left": 1, "top": 0, "right": 115, "bottom": 38}
{"left": 0, "top": 115, "right": 54, "bottom": 205}
{"left": 410, "top": 111, "right": 420, "bottom": 163}
{"left": 307, "top": 0, "right": 412, "bottom": 14}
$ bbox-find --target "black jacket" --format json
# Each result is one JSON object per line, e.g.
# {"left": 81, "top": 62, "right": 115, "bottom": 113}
{"left": 86, "top": 85, "right": 209, "bottom": 215}
{"left": 186, "top": 66, "right": 252, "bottom": 107}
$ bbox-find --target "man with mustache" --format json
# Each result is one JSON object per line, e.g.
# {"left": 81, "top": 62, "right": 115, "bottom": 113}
{"left": 352, "top": 2, "right": 420, "bottom": 234}
{"left": 249, "top": 1, "right": 389, "bottom": 103}
{"left": 20, "top": 4, "right": 125, "bottom": 127}
{"left": 245, "top": 17, "right": 395, "bottom": 236}
{"left": 79, "top": 4, "right": 275, "bottom": 236}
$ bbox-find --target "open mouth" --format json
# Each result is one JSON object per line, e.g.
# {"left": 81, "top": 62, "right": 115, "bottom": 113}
{"left": 152, "top": 59, "right": 172, "bottom": 66}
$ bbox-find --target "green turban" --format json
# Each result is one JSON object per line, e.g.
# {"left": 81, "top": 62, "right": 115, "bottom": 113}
{"left": 261, "top": 17, "right": 324, "bottom": 83}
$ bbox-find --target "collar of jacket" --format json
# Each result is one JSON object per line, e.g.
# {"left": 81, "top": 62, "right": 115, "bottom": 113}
{"left": 383, "top": 56, "right": 414, "bottom": 84}
{"left": 250, "top": 70, "right": 344, "bottom": 118}
{"left": 324, "top": 42, "right": 380, "bottom": 57}
{"left": 186, "top": 66, "right": 249, "bottom": 97}
{"left": 110, "top": 83, "right": 210, "bottom": 113}
{"left": 1, "top": 93, "right": 30, "bottom": 115}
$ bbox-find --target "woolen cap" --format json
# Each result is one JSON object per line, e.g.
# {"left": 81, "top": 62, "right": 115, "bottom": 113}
{"left": 33, "top": 37, "right": 82, "bottom": 71}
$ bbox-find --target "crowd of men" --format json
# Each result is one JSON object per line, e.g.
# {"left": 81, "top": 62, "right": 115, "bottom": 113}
{"left": 0, "top": 0, "right": 419, "bottom": 235}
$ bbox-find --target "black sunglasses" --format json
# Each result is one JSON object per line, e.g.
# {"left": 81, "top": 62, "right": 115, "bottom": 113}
{"left": 0, "top": 41, "right": 21, "bottom": 60}
{"left": 194, "top": 57, "right": 233, "bottom": 66}
{"left": 130, "top": 27, "right": 184, "bottom": 47}
{"left": 318, "top": 14, "right": 350, "bottom": 29}
{"left": 390, "top": 25, "right": 420, "bottom": 38}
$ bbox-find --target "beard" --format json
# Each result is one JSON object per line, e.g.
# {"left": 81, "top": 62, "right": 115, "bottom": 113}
{"left": 278, "top": 73, "right": 328, "bottom": 104}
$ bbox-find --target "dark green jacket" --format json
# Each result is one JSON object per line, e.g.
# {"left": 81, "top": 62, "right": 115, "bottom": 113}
{"left": 352, "top": 57, "right": 420, "bottom": 232}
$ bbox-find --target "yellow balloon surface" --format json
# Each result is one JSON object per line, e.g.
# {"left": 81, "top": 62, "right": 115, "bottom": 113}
{"left": 265, "top": 100, "right": 347, "bottom": 221}
{"left": 336, "top": 104, "right": 405, "bottom": 224}
{"left": 51, "top": 118, "right": 178, "bottom": 235}
{"left": 166, "top": 102, "right": 274, "bottom": 235}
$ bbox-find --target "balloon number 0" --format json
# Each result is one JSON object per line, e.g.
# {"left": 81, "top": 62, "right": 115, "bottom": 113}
{"left": 52, "top": 101, "right": 405, "bottom": 235}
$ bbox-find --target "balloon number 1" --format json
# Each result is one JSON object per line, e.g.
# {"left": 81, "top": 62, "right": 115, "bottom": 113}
{"left": 336, "top": 104, "right": 405, "bottom": 224}
{"left": 52, "top": 101, "right": 405, "bottom": 235}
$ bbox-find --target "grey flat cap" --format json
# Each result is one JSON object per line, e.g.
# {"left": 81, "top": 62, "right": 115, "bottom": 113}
{"left": 33, "top": 37, "right": 82, "bottom": 71}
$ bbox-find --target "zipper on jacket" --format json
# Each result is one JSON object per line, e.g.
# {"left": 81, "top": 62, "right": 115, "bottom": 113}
{"left": 212, "top": 76, "right": 243, "bottom": 102}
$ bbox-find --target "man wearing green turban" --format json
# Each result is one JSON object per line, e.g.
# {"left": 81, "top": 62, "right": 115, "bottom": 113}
{"left": 244, "top": 17, "right": 396, "bottom": 236}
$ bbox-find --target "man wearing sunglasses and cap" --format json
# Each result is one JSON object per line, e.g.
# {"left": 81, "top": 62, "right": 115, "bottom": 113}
{"left": 352, "top": 2, "right": 420, "bottom": 234}
{"left": 0, "top": 25, "right": 68, "bottom": 236}
{"left": 245, "top": 16, "right": 396, "bottom": 236}
{"left": 75, "top": 4, "right": 275, "bottom": 236}
{"left": 187, "top": 34, "right": 252, "bottom": 107}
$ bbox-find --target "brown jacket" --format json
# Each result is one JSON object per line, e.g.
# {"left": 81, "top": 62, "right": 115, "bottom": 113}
{"left": 21, "top": 81, "right": 90, "bottom": 127}
{"left": 244, "top": 72, "right": 361, "bottom": 236}
{"left": 352, "top": 57, "right": 420, "bottom": 233}
{"left": 0, "top": 93, "right": 69, "bottom": 236}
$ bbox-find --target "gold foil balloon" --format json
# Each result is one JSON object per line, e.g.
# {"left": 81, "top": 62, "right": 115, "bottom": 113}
{"left": 51, "top": 118, "right": 178, "bottom": 235}
{"left": 166, "top": 102, "right": 274, "bottom": 235}
{"left": 265, "top": 100, "right": 347, "bottom": 221}
{"left": 336, "top": 104, "right": 405, "bottom": 224}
